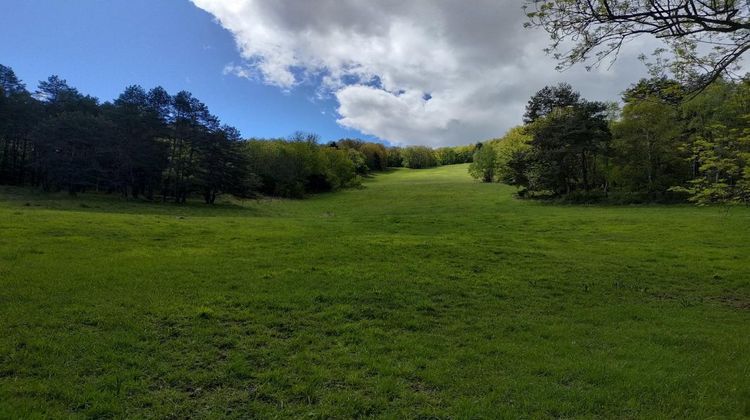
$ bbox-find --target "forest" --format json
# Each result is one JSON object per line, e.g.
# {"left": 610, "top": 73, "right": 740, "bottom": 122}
{"left": 4, "top": 62, "right": 748, "bottom": 206}
{"left": 0, "top": 64, "right": 473, "bottom": 202}
{"left": 470, "top": 78, "right": 750, "bottom": 205}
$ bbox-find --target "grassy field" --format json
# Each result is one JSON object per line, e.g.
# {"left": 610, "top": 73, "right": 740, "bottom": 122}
{"left": 1, "top": 164, "right": 748, "bottom": 418}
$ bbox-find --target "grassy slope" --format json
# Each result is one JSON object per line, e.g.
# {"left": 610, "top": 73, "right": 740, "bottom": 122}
{"left": 0, "top": 164, "right": 748, "bottom": 418}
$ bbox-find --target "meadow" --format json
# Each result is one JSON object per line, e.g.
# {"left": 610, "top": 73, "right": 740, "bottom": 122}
{"left": 0, "top": 164, "right": 748, "bottom": 418}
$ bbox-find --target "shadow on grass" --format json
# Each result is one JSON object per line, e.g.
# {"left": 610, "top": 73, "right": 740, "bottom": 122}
{"left": 0, "top": 186, "right": 270, "bottom": 218}
{"left": 513, "top": 189, "right": 706, "bottom": 209}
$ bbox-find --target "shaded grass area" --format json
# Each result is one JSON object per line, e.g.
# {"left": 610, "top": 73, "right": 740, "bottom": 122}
{"left": 1, "top": 164, "right": 749, "bottom": 417}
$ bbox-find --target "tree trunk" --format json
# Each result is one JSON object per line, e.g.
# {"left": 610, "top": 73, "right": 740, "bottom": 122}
{"left": 646, "top": 133, "right": 654, "bottom": 198}
{"left": 581, "top": 151, "right": 589, "bottom": 192}
{"left": 19, "top": 137, "right": 28, "bottom": 185}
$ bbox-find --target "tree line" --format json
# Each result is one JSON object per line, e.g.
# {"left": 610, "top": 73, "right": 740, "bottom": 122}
{"left": 0, "top": 64, "right": 255, "bottom": 203}
{"left": 0, "top": 64, "right": 473, "bottom": 202}
{"left": 470, "top": 78, "right": 750, "bottom": 205}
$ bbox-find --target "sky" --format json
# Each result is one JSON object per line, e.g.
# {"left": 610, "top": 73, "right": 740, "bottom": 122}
{"left": 1, "top": 0, "right": 655, "bottom": 146}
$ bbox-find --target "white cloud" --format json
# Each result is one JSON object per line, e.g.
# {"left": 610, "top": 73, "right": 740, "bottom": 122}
{"left": 192, "top": 0, "right": 654, "bottom": 146}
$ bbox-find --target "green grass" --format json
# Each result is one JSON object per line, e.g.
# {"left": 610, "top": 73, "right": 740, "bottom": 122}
{"left": 1, "top": 164, "right": 749, "bottom": 418}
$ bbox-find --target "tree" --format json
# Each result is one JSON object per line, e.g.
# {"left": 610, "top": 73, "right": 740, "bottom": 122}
{"left": 505, "top": 149, "right": 534, "bottom": 193}
{"left": 36, "top": 75, "right": 98, "bottom": 115}
{"left": 493, "top": 126, "right": 533, "bottom": 185}
{"left": 195, "top": 125, "right": 254, "bottom": 204}
{"left": 673, "top": 77, "right": 750, "bottom": 204}
{"left": 105, "top": 85, "right": 168, "bottom": 198}
{"left": 524, "top": 83, "right": 581, "bottom": 123}
{"left": 469, "top": 143, "right": 497, "bottom": 182}
{"left": 33, "top": 111, "right": 111, "bottom": 194}
{"left": 525, "top": 0, "right": 750, "bottom": 90}
{"left": 347, "top": 148, "right": 369, "bottom": 174}
{"left": 676, "top": 121, "right": 750, "bottom": 204}
{"left": 610, "top": 80, "right": 689, "bottom": 195}
{"left": 0, "top": 64, "right": 26, "bottom": 95}
{"left": 32, "top": 76, "right": 103, "bottom": 193}
{"left": 522, "top": 100, "right": 612, "bottom": 194}
{"left": 386, "top": 147, "right": 404, "bottom": 167}
{"left": 456, "top": 144, "right": 477, "bottom": 163}
{"left": 4, "top": 65, "right": 368, "bottom": 202}
{"left": 332, "top": 138, "right": 391, "bottom": 173}
{"left": 320, "top": 147, "right": 359, "bottom": 190}
{"left": 359, "top": 142, "right": 388, "bottom": 171}
{"left": 163, "top": 90, "right": 217, "bottom": 203}
{"left": 435, "top": 145, "right": 477, "bottom": 165}
{"left": 435, "top": 147, "right": 458, "bottom": 165}
{"left": 242, "top": 133, "right": 364, "bottom": 198}
{"left": 623, "top": 77, "right": 686, "bottom": 105}
{"left": 0, "top": 65, "right": 39, "bottom": 185}
{"left": 401, "top": 146, "right": 438, "bottom": 169}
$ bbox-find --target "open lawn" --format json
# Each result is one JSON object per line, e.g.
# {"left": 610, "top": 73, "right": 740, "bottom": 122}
{"left": 1, "top": 164, "right": 748, "bottom": 418}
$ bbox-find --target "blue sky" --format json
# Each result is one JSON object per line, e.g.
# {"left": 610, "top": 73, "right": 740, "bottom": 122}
{"left": 2, "top": 1, "right": 652, "bottom": 146}
{"left": 0, "top": 0, "right": 380, "bottom": 142}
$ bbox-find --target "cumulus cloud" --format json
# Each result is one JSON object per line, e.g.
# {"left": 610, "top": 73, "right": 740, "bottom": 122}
{"left": 191, "top": 0, "right": 655, "bottom": 146}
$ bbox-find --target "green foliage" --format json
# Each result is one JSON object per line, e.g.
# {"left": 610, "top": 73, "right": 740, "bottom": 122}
{"left": 674, "top": 121, "right": 750, "bottom": 205}
{"left": 346, "top": 148, "right": 369, "bottom": 174}
{"left": 244, "top": 136, "right": 361, "bottom": 198}
{"left": 674, "top": 78, "right": 750, "bottom": 204}
{"left": 609, "top": 93, "right": 687, "bottom": 196}
{"left": 1, "top": 164, "right": 748, "bottom": 417}
{"left": 0, "top": 64, "right": 376, "bottom": 202}
{"left": 358, "top": 142, "right": 388, "bottom": 172}
{"left": 511, "top": 93, "right": 611, "bottom": 195}
{"left": 435, "top": 145, "right": 475, "bottom": 165}
{"left": 623, "top": 77, "right": 686, "bottom": 105}
{"left": 497, "top": 78, "right": 750, "bottom": 204}
{"left": 0, "top": 63, "right": 480, "bottom": 202}
{"left": 523, "top": 82, "right": 580, "bottom": 123}
{"left": 468, "top": 143, "right": 497, "bottom": 182}
{"left": 386, "top": 147, "right": 404, "bottom": 167}
{"left": 492, "top": 126, "right": 532, "bottom": 184}
{"left": 495, "top": 84, "right": 612, "bottom": 196}
{"left": 0, "top": 68, "right": 255, "bottom": 203}
{"left": 194, "top": 126, "right": 256, "bottom": 204}
{"left": 435, "top": 146, "right": 458, "bottom": 165}
{"left": 331, "top": 139, "right": 390, "bottom": 173}
{"left": 103, "top": 85, "right": 169, "bottom": 199}
{"left": 401, "top": 146, "right": 438, "bottom": 169}
{"left": 320, "top": 146, "right": 360, "bottom": 191}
